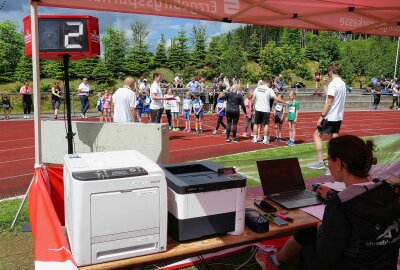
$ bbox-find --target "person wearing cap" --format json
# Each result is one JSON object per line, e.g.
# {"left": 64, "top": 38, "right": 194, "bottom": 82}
{"left": 78, "top": 78, "right": 91, "bottom": 118}
{"left": 275, "top": 74, "right": 286, "bottom": 92}
{"left": 139, "top": 79, "right": 150, "bottom": 93}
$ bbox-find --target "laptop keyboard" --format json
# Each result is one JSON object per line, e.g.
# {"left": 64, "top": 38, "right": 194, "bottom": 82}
{"left": 272, "top": 190, "right": 316, "bottom": 202}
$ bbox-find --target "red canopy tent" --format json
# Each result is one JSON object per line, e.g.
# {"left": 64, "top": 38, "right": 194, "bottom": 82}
{"left": 36, "top": 0, "right": 400, "bottom": 36}
{"left": 26, "top": 1, "right": 400, "bottom": 269}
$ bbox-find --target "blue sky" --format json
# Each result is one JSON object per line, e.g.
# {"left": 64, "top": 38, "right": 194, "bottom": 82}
{"left": 0, "top": 1, "right": 244, "bottom": 52}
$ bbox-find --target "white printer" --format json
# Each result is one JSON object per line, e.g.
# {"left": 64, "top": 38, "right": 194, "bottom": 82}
{"left": 161, "top": 161, "right": 246, "bottom": 242}
{"left": 64, "top": 150, "right": 167, "bottom": 266}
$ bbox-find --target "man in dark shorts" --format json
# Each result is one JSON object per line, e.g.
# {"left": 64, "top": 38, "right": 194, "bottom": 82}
{"left": 252, "top": 79, "right": 287, "bottom": 144}
{"left": 308, "top": 64, "right": 346, "bottom": 169}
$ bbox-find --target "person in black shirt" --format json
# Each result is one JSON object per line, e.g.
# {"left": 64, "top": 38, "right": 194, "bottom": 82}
{"left": 256, "top": 135, "right": 400, "bottom": 270}
{"left": 224, "top": 88, "right": 247, "bottom": 143}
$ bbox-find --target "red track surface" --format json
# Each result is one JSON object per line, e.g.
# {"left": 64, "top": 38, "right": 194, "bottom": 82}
{"left": 0, "top": 111, "right": 399, "bottom": 198}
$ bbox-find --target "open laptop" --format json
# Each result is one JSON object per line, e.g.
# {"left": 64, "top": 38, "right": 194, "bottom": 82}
{"left": 256, "top": 158, "right": 323, "bottom": 209}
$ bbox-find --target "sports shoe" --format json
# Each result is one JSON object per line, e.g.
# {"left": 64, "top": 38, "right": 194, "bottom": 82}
{"left": 276, "top": 137, "right": 282, "bottom": 142}
{"left": 288, "top": 141, "right": 295, "bottom": 146}
{"left": 242, "top": 132, "right": 247, "bottom": 137}
{"left": 232, "top": 138, "right": 239, "bottom": 143}
{"left": 175, "top": 128, "right": 180, "bottom": 131}
{"left": 252, "top": 137, "right": 258, "bottom": 143}
{"left": 307, "top": 161, "right": 326, "bottom": 170}
{"left": 225, "top": 138, "right": 231, "bottom": 142}
{"left": 199, "top": 129, "right": 203, "bottom": 133}
{"left": 255, "top": 252, "right": 278, "bottom": 270}
{"left": 54, "top": 115, "right": 58, "bottom": 119}
{"left": 213, "top": 130, "right": 217, "bottom": 135}
{"left": 286, "top": 140, "right": 292, "bottom": 145}
{"left": 263, "top": 138, "right": 269, "bottom": 144}
{"left": 222, "top": 129, "right": 227, "bottom": 134}
{"left": 80, "top": 113, "right": 85, "bottom": 118}
{"left": 186, "top": 129, "right": 191, "bottom": 133}
{"left": 26, "top": 115, "right": 30, "bottom": 119}
{"left": 24, "top": 115, "right": 27, "bottom": 119}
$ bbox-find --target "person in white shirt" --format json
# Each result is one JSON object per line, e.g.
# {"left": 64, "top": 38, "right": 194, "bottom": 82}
{"left": 150, "top": 73, "right": 165, "bottom": 123}
{"left": 139, "top": 79, "right": 150, "bottom": 93}
{"left": 170, "top": 90, "right": 181, "bottom": 131}
{"left": 78, "top": 78, "right": 91, "bottom": 118}
{"left": 112, "top": 77, "right": 137, "bottom": 123}
{"left": 308, "top": 63, "right": 347, "bottom": 170}
{"left": 252, "top": 79, "right": 287, "bottom": 144}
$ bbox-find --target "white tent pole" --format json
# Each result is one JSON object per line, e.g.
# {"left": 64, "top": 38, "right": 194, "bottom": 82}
{"left": 30, "top": 2, "right": 42, "bottom": 168}
{"left": 394, "top": 37, "right": 400, "bottom": 79}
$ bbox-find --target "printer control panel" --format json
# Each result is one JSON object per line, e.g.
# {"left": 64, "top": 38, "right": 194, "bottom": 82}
{"left": 72, "top": 167, "right": 148, "bottom": 181}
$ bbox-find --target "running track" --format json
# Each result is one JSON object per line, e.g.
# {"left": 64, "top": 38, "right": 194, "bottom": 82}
{"left": 0, "top": 111, "right": 399, "bottom": 198}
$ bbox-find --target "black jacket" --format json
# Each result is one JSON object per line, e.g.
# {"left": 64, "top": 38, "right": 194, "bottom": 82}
{"left": 316, "top": 181, "right": 400, "bottom": 270}
{"left": 224, "top": 92, "right": 246, "bottom": 115}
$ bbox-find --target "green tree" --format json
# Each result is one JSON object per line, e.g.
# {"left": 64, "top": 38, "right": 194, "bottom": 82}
{"left": 41, "top": 60, "right": 64, "bottom": 80}
{"left": 102, "top": 26, "right": 128, "bottom": 79}
{"left": 0, "top": 20, "right": 24, "bottom": 82}
{"left": 219, "top": 34, "right": 246, "bottom": 79}
{"left": 247, "top": 32, "right": 261, "bottom": 62}
{"left": 205, "top": 36, "right": 223, "bottom": 71}
{"left": 190, "top": 24, "right": 207, "bottom": 69}
{"left": 167, "top": 27, "right": 189, "bottom": 72}
{"left": 129, "top": 21, "right": 149, "bottom": 48}
{"left": 124, "top": 44, "right": 151, "bottom": 77}
{"left": 70, "top": 57, "right": 100, "bottom": 80}
{"left": 91, "top": 60, "right": 114, "bottom": 87}
{"left": 14, "top": 51, "right": 33, "bottom": 82}
{"left": 154, "top": 34, "right": 167, "bottom": 68}
{"left": 281, "top": 28, "right": 301, "bottom": 50}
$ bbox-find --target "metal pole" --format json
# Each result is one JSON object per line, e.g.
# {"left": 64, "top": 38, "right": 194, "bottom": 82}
{"left": 11, "top": 176, "right": 34, "bottom": 229}
{"left": 63, "top": 54, "right": 75, "bottom": 154}
{"left": 394, "top": 37, "right": 400, "bottom": 79}
{"left": 31, "top": 1, "right": 42, "bottom": 168}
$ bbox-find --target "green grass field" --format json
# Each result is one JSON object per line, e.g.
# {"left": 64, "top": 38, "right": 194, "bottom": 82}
{"left": 0, "top": 134, "right": 398, "bottom": 270}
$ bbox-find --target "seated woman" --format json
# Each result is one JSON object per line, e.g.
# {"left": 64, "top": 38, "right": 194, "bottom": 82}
{"left": 256, "top": 134, "right": 400, "bottom": 270}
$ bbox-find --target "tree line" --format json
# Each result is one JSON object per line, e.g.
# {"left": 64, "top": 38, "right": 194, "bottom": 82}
{"left": 0, "top": 20, "right": 399, "bottom": 89}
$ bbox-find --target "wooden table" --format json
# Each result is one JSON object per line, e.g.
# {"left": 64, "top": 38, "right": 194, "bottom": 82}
{"left": 80, "top": 191, "right": 319, "bottom": 270}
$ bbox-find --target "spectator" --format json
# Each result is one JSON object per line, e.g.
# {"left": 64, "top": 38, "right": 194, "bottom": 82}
{"left": 51, "top": 81, "right": 62, "bottom": 119}
{"left": 2, "top": 94, "right": 11, "bottom": 120}
{"left": 275, "top": 74, "right": 286, "bottom": 92}
{"left": 379, "top": 74, "right": 389, "bottom": 89}
{"left": 391, "top": 84, "right": 399, "bottom": 110}
{"left": 150, "top": 73, "right": 165, "bottom": 123}
{"left": 315, "top": 71, "right": 321, "bottom": 88}
{"left": 78, "top": 78, "right": 90, "bottom": 118}
{"left": 139, "top": 79, "right": 150, "bottom": 93}
{"left": 174, "top": 74, "right": 184, "bottom": 88}
{"left": 186, "top": 77, "right": 201, "bottom": 94}
{"left": 19, "top": 82, "right": 33, "bottom": 119}
{"left": 112, "top": 77, "right": 137, "bottom": 123}
{"left": 257, "top": 135, "right": 400, "bottom": 270}
{"left": 372, "top": 81, "right": 382, "bottom": 110}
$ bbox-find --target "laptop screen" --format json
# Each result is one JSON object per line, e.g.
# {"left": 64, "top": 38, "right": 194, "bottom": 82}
{"left": 256, "top": 158, "right": 306, "bottom": 195}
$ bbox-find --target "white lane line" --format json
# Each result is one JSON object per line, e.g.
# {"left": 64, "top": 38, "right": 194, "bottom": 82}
{"left": 0, "top": 138, "right": 34, "bottom": 143}
{"left": 0, "top": 173, "right": 33, "bottom": 181}
{"left": 0, "top": 146, "right": 34, "bottom": 152}
{"left": 0, "top": 158, "right": 34, "bottom": 164}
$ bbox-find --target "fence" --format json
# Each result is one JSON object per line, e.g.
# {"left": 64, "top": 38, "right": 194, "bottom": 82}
{"left": 0, "top": 88, "right": 395, "bottom": 117}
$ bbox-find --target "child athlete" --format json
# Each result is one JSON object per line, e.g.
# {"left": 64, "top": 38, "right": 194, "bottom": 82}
{"left": 213, "top": 92, "right": 227, "bottom": 134}
{"left": 273, "top": 93, "right": 285, "bottom": 142}
{"left": 286, "top": 91, "right": 300, "bottom": 146}
{"left": 170, "top": 90, "right": 181, "bottom": 131}
{"left": 243, "top": 91, "right": 254, "bottom": 137}
{"left": 182, "top": 92, "right": 192, "bottom": 132}
{"left": 96, "top": 92, "right": 103, "bottom": 122}
{"left": 136, "top": 92, "right": 144, "bottom": 123}
{"left": 102, "top": 90, "right": 112, "bottom": 122}
{"left": 193, "top": 93, "right": 204, "bottom": 133}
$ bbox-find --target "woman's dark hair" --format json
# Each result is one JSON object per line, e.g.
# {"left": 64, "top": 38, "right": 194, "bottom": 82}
{"left": 328, "top": 135, "right": 376, "bottom": 178}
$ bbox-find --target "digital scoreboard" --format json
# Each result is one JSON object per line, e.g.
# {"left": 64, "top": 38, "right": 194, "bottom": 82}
{"left": 23, "top": 15, "right": 100, "bottom": 60}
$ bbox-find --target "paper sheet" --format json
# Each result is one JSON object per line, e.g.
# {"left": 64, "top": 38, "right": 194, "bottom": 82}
{"left": 321, "top": 181, "right": 346, "bottom": 191}
{"left": 300, "top": 204, "right": 326, "bottom": 220}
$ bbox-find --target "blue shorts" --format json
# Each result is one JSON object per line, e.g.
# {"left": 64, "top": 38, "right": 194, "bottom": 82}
{"left": 195, "top": 110, "right": 204, "bottom": 119}
{"left": 184, "top": 110, "right": 190, "bottom": 121}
